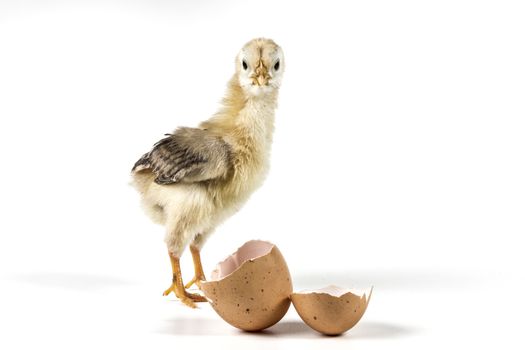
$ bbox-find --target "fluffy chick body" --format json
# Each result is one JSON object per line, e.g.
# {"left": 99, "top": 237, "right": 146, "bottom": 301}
{"left": 132, "top": 46, "right": 281, "bottom": 257}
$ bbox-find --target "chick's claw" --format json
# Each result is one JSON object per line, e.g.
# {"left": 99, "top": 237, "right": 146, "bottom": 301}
{"left": 178, "top": 295, "right": 197, "bottom": 308}
{"left": 163, "top": 282, "right": 206, "bottom": 308}
{"left": 184, "top": 275, "right": 205, "bottom": 289}
{"left": 185, "top": 291, "right": 207, "bottom": 303}
{"left": 162, "top": 283, "right": 177, "bottom": 297}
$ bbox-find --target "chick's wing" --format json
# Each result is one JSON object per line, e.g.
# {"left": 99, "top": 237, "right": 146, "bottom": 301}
{"left": 132, "top": 127, "right": 232, "bottom": 185}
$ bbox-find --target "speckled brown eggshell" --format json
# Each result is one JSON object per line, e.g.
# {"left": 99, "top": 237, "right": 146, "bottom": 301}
{"left": 201, "top": 240, "right": 293, "bottom": 331}
{"left": 291, "top": 286, "right": 373, "bottom": 335}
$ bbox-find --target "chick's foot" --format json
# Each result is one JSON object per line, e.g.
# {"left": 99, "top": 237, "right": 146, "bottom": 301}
{"left": 163, "top": 282, "right": 206, "bottom": 307}
{"left": 184, "top": 275, "right": 206, "bottom": 289}
{"left": 185, "top": 245, "right": 206, "bottom": 290}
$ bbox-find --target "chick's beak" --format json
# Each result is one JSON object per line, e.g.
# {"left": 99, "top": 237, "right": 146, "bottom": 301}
{"left": 252, "top": 60, "right": 269, "bottom": 86}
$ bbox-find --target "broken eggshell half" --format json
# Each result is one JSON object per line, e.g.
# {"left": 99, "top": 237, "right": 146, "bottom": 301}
{"left": 291, "top": 285, "right": 373, "bottom": 335}
{"left": 200, "top": 240, "right": 293, "bottom": 331}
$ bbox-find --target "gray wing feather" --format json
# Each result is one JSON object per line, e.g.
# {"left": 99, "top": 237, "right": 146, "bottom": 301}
{"left": 132, "top": 127, "right": 232, "bottom": 185}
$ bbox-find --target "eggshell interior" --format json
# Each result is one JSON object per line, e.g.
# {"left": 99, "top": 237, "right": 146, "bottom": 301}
{"left": 201, "top": 240, "right": 293, "bottom": 331}
{"left": 291, "top": 285, "right": 373, "bottom": 335}
{"left": 209, "top": 240, "right": 274, "bottom": 280}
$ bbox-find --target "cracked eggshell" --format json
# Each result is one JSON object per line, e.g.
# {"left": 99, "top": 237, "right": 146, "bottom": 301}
{"left": 291, "top": 285, "right": 373, "bottom": 335}
{"left": 201, "top": 240, "right": 292, "bottom": 331}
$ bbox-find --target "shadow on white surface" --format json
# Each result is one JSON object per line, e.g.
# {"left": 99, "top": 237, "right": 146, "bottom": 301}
{"left": 263, "top": 320, "right": 316, "bottom": 337}
{"left": 8, "top": 272, "right": 136, "bottom": 291}
{"left": 157, "top": 317, "right": 229, "bottom": 336}
{"left": 259, "top": 321, "right": 416, "bottom": 339}
{"left": 350, "top": 321, "right": 417, "bottom": 339}
{"left": 157, "top": 318, "right": 416, "bottom": 339}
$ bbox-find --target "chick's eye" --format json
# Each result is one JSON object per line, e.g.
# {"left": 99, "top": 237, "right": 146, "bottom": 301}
{"left": 274, "top": 60, "right": 280, "bottom": 71}
{"left": 242, "top": 60, "right": 248, "bottom": 70}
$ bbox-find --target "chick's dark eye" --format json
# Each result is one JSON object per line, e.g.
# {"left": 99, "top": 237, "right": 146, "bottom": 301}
{"left": 274, "top": 60, "right": 280, "bottom": 71}
{"left": 242, "top": 60, "right": 248, "bottom": 70}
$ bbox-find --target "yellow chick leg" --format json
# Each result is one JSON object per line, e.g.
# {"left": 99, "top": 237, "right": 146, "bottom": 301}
{"left": 184, "top": 245, "right": 207, "bottom": 289}
{"left": 163, "top": 252, "right": 206, "bottom": 308}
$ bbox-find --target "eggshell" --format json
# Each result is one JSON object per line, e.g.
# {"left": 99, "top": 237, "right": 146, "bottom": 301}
{"left": 291, "top": 285, "right": 373, "bottom": 335}
{"left": 201, "top": 240, "right": 292, "bottom": 331}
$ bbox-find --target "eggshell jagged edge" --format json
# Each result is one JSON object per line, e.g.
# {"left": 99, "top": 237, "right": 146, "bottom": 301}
{"left": 294, "top": 285, "right": 373, "bottom": 299}
{"left": 206, "top": 240, "right": 276, "bottom": 283}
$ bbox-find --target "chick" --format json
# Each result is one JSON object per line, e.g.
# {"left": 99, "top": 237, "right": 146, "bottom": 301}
{"left": 131, "top": 38, "right": 284, "bottom": 307}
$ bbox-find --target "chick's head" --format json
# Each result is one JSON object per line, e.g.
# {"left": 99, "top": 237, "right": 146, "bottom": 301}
{"left": 237, "top": 38, "right": 284, "bottom": 96}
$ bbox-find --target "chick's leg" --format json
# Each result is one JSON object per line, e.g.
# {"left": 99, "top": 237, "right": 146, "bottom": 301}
{"left": 163, "top": 252, "right": 206, "bottom": 308}
{"left": 184, "top": 245, "right": 206, "bottom": 289}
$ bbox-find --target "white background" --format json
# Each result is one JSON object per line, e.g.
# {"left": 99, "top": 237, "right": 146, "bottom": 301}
{"left": 0, "top": 0, "right": 524, "bottom": 349}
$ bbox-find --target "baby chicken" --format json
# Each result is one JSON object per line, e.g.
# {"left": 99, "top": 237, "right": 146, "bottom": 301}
{"left": 131, "top": 38, "right": 284, "bottom": 307}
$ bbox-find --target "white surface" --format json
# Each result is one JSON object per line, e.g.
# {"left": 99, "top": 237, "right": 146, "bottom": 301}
{"left": 0, "top": 1, "right": 524, "bottom": 349}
